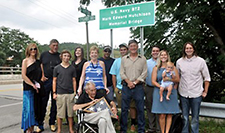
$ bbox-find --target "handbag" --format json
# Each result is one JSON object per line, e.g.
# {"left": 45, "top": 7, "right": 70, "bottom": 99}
{"left": 169, "top": 113, "right": 183, "bottom": 133}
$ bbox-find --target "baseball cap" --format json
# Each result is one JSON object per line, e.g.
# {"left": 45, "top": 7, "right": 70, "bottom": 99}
{"left": 103, "top": 45, "right": 112, "bottom": 51}
{"left": 119, "top": 43, "right": 128, "bottom": 48}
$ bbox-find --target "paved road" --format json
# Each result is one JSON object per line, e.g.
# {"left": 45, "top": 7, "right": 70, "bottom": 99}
{"left": 0, "top": 84, "right": 70, "bottom": 133}
{"left": 0, "top": 84, "right": 23, "bottom": 133}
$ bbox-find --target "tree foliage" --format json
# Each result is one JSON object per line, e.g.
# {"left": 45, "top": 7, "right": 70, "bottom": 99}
{"left": 80, "top": 0, "right": 225, "bottom": 102}
{"left": 0, "top": 26, "right": 39, "bottom": 66}
{"left": 38, "top": 42, "right": 107, "bottom": 61}
{"left": 38, "top": 42, "right": 82, "bottom": 55}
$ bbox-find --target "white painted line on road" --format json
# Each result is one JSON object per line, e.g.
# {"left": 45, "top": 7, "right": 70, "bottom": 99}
{"left": 0, "top": 102, "right": 22, "bottom": 108}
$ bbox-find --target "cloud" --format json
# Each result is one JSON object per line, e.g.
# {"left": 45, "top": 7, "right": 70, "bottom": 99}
{"left": 0, "top": 0, "right": 131, "bottom": 47}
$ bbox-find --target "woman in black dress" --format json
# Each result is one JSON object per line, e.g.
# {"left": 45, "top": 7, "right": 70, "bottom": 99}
{"left": 21, "top": 43, "right": 43, "bottom": 133}
{"left": 72, "top": 46, "right": 87, "bottom": 93}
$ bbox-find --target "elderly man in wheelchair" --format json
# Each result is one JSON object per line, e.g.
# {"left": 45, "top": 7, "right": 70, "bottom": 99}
{"left": 73, "top": 81, "right": 117, "bottom": 133}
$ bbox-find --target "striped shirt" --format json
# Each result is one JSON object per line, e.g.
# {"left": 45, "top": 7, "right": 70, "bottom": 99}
{"left": 84, "top": 61, "right": 104, "bottom": 90}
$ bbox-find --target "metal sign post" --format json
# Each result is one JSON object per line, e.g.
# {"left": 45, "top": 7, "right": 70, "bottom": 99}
{"left": 140, "top": 27, "right": 144, "bottom": 55}
{"left": 78, "top": 6, "right": 95, "bottom": 60}
{"left": 110, "top": 29, "right": 114, "bottom": 57}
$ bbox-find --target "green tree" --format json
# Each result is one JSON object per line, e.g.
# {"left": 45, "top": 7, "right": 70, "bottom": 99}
{"left": 0, "top": 26, "right": 39, "bottom": 66}
{"left": 38, "top": 42, "right": 105, "bottom": 61}
{"left": 38, "top": 42, "right": 82, "bottom": 57}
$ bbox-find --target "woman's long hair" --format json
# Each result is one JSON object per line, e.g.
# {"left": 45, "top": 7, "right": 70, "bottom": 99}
{"left": 156, "top": 50, "right": 171, "bottom": 70}
{"left": 74, "top": 46, "right": 84, "bottom": 61}
{"left": 25, "top": 43, "right": 39, "bottom": 59}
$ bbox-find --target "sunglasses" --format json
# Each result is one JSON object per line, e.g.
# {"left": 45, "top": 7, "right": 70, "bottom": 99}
{"left": 30, "top": 48, "right": 37, "bottom": 51}
{"left": 104, "top": 49, "right": 111, "bottom": 53}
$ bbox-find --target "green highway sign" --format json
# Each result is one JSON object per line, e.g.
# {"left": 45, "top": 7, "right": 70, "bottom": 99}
{"left": 78, "top": 15, "right": 96, "bottom": 22}
{"left": 99, "top": 1, "right": 155, "bottom": 29}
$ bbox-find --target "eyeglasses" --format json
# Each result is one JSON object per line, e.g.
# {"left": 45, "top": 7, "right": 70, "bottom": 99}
{"left": 104, "top": 49, "right": 111, "bottom": 53}
{"left": 30, "top": 48, "right": 37, "bottom": 51}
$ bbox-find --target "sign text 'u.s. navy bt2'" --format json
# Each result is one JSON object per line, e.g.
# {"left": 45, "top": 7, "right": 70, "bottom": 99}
{"left": 99, "top": 1, "right": 155, "bottom": 29}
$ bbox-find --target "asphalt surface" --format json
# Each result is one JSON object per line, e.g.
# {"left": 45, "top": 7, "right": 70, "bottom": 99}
{"left": 0, "top": 82, "right": 73, "bottom": 133}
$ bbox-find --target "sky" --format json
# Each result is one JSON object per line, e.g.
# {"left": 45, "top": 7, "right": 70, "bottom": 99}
{"left": 0, "top": 0, "right": 131, "bottom": 48}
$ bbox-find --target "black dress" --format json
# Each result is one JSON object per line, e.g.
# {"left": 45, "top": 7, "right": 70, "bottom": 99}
{"left": 72, "top": 58, "right": 87, "bottom": 92}
{"left": 22, "top": 60, "right": 44, "bottom": 128}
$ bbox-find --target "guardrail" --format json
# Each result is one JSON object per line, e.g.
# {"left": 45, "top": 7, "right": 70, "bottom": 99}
{"left": 200, "top": 102, "right": 225, "bottom": 119}
{"left": 0, "top": 67, "right": 21, "bottom": 74}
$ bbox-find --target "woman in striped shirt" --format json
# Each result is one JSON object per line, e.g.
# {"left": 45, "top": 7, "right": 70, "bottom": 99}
{"left": 78, "top": 45, "right": 109, "bottom": 98}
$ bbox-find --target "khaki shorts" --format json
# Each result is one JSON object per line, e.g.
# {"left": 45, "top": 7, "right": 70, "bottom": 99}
{"left": 115, "top": 87, "right": 136, "bottom": 108}
{"left": 56, "top": 94, "right": 75, "bottom": 118}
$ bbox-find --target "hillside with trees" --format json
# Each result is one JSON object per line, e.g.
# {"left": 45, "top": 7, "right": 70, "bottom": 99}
{"left": 0, "top": 26, "right": 120, "bottom": 66}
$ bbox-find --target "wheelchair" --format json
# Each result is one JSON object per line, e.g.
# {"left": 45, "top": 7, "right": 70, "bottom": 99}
{"left": 76, "top": 109, "right": 118, "bottom": 133}
{"left": 77, "top": 109, "right": 98, "bottom": 133}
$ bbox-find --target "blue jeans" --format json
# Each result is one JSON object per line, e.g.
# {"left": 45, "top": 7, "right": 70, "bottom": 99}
{"left": 39, "top": 79, "right": 57, "bottom": 127}
{"left": 106, "top": 86, "right": 114, "bottom": 101}
{"left": 180, "top": 96, "right": 202, "bottom": 133}
{"left": 120, "top": 83, "right": 145, "bottom": 133}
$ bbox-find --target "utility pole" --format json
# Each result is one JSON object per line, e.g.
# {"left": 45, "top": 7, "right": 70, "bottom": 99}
{"left": 78, "top": 6, "right": 95, "bottom": 60}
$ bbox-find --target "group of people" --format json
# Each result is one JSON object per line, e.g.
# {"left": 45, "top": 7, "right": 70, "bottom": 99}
{"left": 21, "top": 38, "right": 210, "bottom": 133}
{"left": 144, "top": 42, "right": 210, "bottom": 133}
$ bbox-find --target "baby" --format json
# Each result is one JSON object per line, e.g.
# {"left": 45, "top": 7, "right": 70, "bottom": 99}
{"left": 160, "top": 62, "right": 176, "bottom": 102}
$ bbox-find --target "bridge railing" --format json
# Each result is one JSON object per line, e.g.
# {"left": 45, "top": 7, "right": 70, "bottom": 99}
{"left": 0, "top": 67, "right": 22, "bottom": 81}
{"left": 0, "top": 67, "right": 21, "bottom": 74}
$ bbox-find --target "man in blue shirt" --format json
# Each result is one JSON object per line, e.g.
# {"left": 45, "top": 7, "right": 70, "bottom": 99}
{"left": 145, "top": 46, "right": 160, "bottom": 133}
{"left": 110, "top": 43, "right": 137, "bottom": 132}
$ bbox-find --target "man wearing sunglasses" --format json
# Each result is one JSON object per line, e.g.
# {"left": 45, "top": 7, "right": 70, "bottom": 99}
{"left": 99, "top": 46, "right": 115, "bottom": 102}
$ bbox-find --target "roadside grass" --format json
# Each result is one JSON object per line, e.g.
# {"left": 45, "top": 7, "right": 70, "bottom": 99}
{"left": 114, "top": 110, "right": 225, "bottom": 133}
{"left": 199, "top": 118, "right": 225, "bottom": 133}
